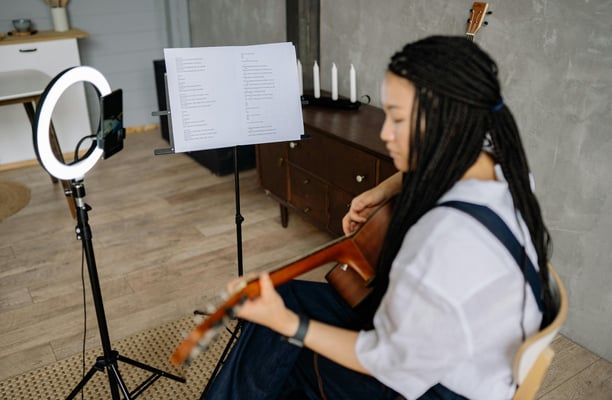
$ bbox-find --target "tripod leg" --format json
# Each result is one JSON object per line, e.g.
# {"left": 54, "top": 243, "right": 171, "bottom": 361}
{"left": 65, "top": 356, "right": 122, "bottom": 400}
{"left": 65, "top": 363, "right": 100, "bottom": 400}
{"left": 107, "top": 363, "right": 131, "bottom": 399}
{"left": 117, "top": 353, "right": 186, "bottom": 383}
{"left": 200, "top": 321, "right": 243, "bottom": 399}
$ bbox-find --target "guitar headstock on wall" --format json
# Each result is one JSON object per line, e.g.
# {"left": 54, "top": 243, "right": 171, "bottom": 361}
{"left": 466, "top": 2, "right": 491, "bottom": 41}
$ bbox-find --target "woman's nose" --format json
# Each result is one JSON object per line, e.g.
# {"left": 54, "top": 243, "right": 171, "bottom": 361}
{"left": 380, "top": 119, "right": 394, "bottom": 142}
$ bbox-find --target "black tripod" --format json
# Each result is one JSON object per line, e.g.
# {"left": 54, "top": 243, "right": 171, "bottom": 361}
{"left": 198, "top": 146, "right": 247, "bottom": 399}
{"left": 66, "top": 179, "right": 186, "bottom": 400}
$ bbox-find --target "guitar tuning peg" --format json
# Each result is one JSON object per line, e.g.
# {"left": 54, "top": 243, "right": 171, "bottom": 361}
{"left": 487, "top": 11, "right": 493, "bottom": 15}
{"left": 189, "top": 346, "right": 202, "bottom": 360}
{"left": 484, "top": 21, "right": 488, "bottom": 25}
{"left": 467, "top": 18, "right": 471, "bottom": 23}
{"left": 197, "top": 340, "right": 209, "bottom": 352}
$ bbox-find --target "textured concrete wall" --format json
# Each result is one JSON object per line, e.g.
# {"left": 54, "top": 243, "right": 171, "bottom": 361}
{"left": 189, "top": 0, "right": 286, "bottom": 46}
{"left": 188, "top": 0, "right": 612, "bottom": 361}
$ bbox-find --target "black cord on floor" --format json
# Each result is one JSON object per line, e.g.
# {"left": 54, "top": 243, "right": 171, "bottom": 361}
{"left": 81, "top": 246, "right": 87, "bottom": 400}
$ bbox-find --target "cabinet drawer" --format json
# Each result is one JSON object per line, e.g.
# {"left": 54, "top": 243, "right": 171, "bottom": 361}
{"left": 327, "top": 139, "right": 377, "bottom": 195}
{"left": 379, "top": 158, "right": 397, "bottom": 183}
{"left": 289, "top": 167, "right": 326, "bottom": 223}
{"left": 287, "top": 132, "right": 327, "bottom": 178}
{"left": 0, "top": 39, "right": 81, "bottom": 74}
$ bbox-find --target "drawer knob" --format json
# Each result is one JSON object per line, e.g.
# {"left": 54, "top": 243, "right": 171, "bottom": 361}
{"left": 277, "top": 157, "right": 284, "bottom": 167}
{"left": 303, "top": 178, "right": 310, "bottom": 184}
{"left": 289, "top": 141, "right": 299, "bottom": 149}
{"left": 355, "top": 175, "right": 366, "bottom": 183}
{"left": 303, "top": 207, "right": 311, "bottom": 213}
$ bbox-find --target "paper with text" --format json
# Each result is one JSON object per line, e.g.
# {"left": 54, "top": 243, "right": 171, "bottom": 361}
{"left": 164, "top": 42, "right": 303, "bottom": 152}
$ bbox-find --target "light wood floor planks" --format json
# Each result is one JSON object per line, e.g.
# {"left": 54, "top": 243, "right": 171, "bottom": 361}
{"left": 0, "top": 130, "right": 610, "bottom": 398}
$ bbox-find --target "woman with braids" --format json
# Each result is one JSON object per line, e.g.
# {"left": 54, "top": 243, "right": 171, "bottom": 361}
{"left": 205, "top": 35, "right": 553, "bottom": 400}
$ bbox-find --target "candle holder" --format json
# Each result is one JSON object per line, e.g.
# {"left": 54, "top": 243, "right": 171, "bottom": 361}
{"left": 301, "top": 94, "right": 361, "bottom": 111}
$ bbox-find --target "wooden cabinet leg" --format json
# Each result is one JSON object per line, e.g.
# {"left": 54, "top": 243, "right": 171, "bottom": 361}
{"left": 280, "top": 204, "right": 289, "bottom": 228}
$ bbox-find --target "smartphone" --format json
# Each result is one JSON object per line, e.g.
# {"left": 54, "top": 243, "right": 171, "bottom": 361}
{"left": 98, "top": 89, "right": 124, "bottom": 159}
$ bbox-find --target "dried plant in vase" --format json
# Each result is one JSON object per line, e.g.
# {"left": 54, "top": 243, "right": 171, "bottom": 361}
{"left": 43, "top": 0, "right": 71, "bottom": 31}
{"left": 43, "top": 0, "right": 70, "bottom": 8}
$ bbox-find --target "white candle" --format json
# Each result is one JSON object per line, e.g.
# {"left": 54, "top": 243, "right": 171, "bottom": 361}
{"left": 331, "top": 63, "right": 338, "bottom": 100}
{"left": 350, "top": 64, "right": 357, "bottom": 103}
{"left": 297, "top": 59, "right": 303, "bottom": 96}
{"left": 313, "top": 61, "right": 320, "bottom": 98}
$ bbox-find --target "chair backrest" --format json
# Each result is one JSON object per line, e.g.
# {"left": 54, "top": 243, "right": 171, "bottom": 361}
{"left": 512, "top": 264, "right": 568, "bottom": 400}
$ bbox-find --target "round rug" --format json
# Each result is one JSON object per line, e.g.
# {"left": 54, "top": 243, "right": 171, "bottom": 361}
{"left": 0, "top": 180, "right": 31, "bottom": 221}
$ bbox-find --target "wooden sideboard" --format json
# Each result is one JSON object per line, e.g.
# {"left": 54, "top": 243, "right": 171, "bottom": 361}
{"left": 256, "top": 102, "right": 397, "bottom": 237}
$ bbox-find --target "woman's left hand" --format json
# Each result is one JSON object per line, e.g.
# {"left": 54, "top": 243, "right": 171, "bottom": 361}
{"left": 235, "top": 272, "right": 299, "bottom": 338}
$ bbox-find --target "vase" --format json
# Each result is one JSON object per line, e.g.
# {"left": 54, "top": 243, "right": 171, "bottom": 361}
{"left": 51, "top": 7, "right": 69, "bottom": 32}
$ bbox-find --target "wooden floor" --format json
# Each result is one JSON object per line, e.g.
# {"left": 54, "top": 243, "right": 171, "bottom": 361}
{"left": 0, "top": 130, "right": 610, "bottom": 399}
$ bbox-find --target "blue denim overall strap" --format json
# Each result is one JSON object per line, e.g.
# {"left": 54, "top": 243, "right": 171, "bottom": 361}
{"left": 437, "top": 201, "right": 543, "bottom": 312}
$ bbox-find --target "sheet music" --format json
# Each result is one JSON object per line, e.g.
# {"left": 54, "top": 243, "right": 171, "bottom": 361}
{"left": 164, "top": 42, "right": 303, "bottom": 152}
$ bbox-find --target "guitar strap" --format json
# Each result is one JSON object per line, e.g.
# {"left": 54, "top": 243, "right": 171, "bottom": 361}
{"left": 437, "top": 201, "right": 543, "bottom": 312}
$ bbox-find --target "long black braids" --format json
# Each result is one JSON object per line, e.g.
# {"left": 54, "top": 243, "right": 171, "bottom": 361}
{"left": 360, "top": 36, "right": 553, "bottom": 328}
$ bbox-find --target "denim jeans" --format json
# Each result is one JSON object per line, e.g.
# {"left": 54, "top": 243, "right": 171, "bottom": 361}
{"left": 203, "top": 280, "right": 467, "bottom": 400}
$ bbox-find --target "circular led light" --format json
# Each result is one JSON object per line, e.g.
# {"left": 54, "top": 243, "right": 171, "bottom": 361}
{"left": 34, "top": 66, "right": 111, "bottom": 180}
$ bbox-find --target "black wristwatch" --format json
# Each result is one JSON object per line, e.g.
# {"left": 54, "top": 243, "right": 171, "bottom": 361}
{"left": 285, "top": 314, "right": 310, "bottom": 347}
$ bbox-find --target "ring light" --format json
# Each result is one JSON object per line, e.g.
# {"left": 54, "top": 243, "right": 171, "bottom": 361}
{"left": 34, "top": 66, "right": 111, "bottom": 180}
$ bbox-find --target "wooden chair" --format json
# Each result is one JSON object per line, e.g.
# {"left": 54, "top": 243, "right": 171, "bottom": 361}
{"left": 512, "top": 264, "right": 568, "bottom": 400}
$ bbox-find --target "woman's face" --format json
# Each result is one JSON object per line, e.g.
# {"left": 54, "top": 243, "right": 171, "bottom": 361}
{"left": 380, "top": 72, "right": 416, "bottom": 172}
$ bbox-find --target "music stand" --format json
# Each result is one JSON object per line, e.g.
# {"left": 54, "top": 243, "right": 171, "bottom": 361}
{"left": 153, "top": 73, "right": 246, "bottom": 398}
{"left": 156, "top": 43, "right": 304, "bottom": 398}
{"left": 34, "top": 66, "right": 186, "bottom": 400}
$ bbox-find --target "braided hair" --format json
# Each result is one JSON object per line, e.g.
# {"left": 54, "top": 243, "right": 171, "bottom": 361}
{"left": 362, "top": 36, "right": 554, "bottom": 328}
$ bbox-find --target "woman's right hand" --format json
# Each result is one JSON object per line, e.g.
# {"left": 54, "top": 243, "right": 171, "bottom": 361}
{"left": 342, "top": 172, "right": 402, "bottom": 235}
{"left": 342, "top": 188, "right": 387, "bottom": 235}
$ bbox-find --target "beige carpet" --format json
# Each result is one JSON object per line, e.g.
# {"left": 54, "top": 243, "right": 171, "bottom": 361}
{"left": 0, "top": 180, "right": 30, "bottom": 221}
{"left": 0, "top": 316, "right": 236, "bottom": 399}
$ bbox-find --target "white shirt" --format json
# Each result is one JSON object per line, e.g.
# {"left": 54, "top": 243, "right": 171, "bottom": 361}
{"left": 355, "top": 172, "right": 542, "bottom": 399}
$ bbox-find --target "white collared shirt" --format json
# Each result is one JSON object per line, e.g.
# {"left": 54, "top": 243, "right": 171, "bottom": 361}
{"left": 356, "top": 172, "right": 542, "bottom": 399}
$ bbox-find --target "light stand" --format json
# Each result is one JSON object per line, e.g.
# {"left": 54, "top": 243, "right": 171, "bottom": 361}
{"left": 35, "top": 67, "right": 185, "bottom": 400}
{"left": 65, "top": 180, "right": 186, "bottom": 400}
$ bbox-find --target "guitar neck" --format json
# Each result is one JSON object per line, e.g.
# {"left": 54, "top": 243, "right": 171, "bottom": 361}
{"left": 169, "top": 196, "right": 394, "bottom": 366}
{"left": 169, "top": 236, "right": 362, "bottom": 366}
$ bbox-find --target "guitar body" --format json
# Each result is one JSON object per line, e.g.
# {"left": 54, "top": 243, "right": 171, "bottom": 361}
{"left": 170, "top": 197, "right": 395, "bottom": 366}
{"left": 325, "top": 262, "right": 373, "bottom": 308}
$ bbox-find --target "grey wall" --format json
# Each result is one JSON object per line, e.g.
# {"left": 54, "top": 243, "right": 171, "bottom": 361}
{"left": 1, "top": 0, "right": 177, "bottom": 129}
{"left": 189, "top": 0, "right": 285, "bottom": 46}
{"left": 188, "top": 0, "right": 612, "bottom": 361}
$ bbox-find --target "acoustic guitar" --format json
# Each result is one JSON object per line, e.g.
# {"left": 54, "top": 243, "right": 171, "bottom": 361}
{"left": 170, "top": 197, "right": 394, "bottom": 366}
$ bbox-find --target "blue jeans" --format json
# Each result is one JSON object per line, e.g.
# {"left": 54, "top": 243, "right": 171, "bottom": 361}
{"left": 204, "top": 280, "right": 467, "bottom": 400}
